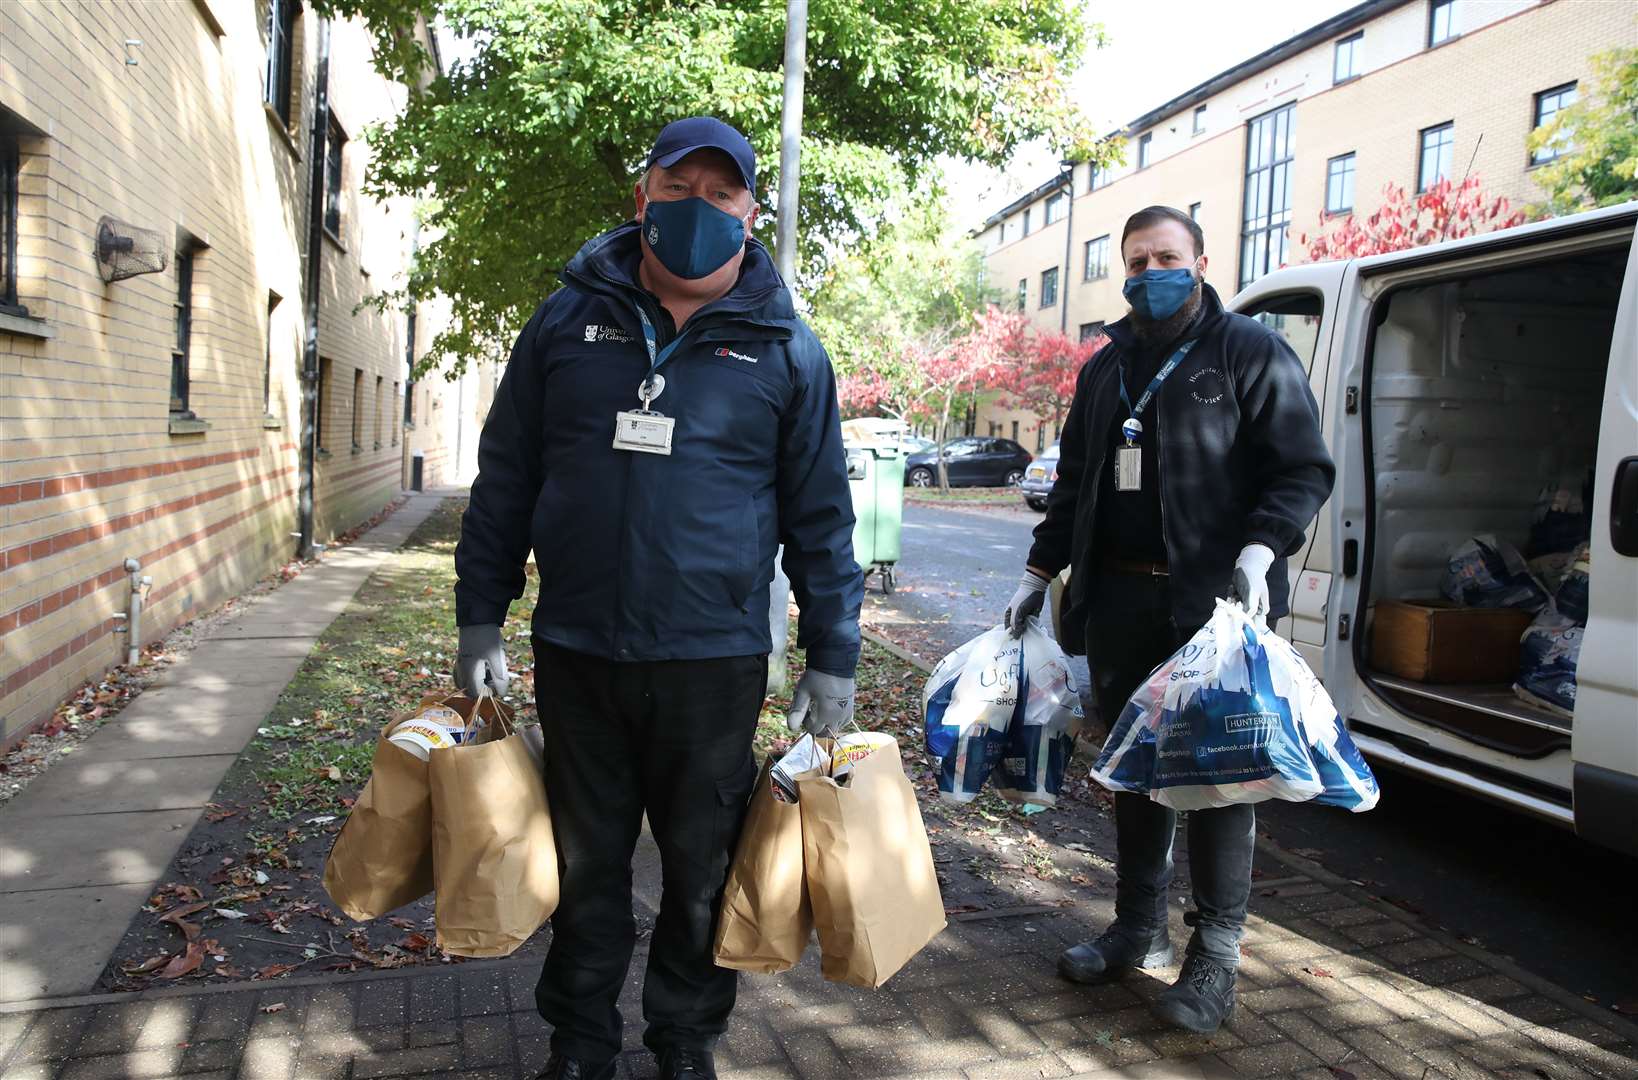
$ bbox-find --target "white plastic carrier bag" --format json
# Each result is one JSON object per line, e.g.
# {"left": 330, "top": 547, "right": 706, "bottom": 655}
{"left": 1091, "top": 600, "right": 1379, "bottom": 813}
{"left": 923, "top": 619, "right": 1082, "bottom": 805}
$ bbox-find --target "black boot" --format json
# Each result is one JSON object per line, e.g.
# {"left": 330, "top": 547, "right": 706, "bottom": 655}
{"left": 1155, "top": 951, "right": 1237, "bottom": 1033}
{"left": 536, "top": 1050, "right": 616, "bottom": 1080}
{"left": 1058, "top": 923, "right": 1174, "bottom": 984}
{"left": 658, "top": 1046, "right": 717, "bottom": 1080}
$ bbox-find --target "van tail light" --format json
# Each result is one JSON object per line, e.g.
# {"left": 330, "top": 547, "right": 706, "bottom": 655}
{"left": 1050, "top": 469, "right": 1058, "bottom": 482}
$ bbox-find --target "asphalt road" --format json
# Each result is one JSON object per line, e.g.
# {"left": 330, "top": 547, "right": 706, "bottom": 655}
{"left": 866, "top": 500, "right": 1638, "bottom": 1010}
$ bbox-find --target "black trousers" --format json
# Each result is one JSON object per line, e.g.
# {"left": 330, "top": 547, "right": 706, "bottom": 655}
{"left": 1085, "top": 573, "right": 1264, "bottom": 967}
{"left": 532, "top": 641, "right": 766, "bottom": 1065}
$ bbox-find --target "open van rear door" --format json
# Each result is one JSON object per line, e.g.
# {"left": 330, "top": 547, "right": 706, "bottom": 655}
{"left": 1574, "top": 237, "right": 1638, "bottom": 855}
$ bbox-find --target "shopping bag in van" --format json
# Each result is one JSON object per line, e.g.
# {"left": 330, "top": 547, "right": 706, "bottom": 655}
{"left": 428, "top": 699, "right": 558, "bottom": 957}
{"left": 713, "top": 757, "right": 814, "bottom": 974}
{"left": 799, "top": 736, "right": 945, "bottom": 988}
{"left": 323, "top": 693, "right": 489, "bottom": 920}
{"left": 923, "top": 626, "right": 1020, "bottom": 802}
{"left": 1093, "top": 601, "right": 1379, "bottom": 813}
{"left": 1441, "top": 535, "right": 1549, "bottom": 612}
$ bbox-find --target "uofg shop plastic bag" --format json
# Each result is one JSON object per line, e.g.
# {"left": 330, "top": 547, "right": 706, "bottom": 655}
{"left": 923, "top": 619, "right": 1082, "bottom": 806}
{"left": 1093, "top": 600, "right": 1379, "bottom": 813}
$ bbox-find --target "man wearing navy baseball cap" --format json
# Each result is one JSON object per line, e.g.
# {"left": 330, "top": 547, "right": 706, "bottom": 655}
{"left": 453, "top": 117, "right": 863, "bottom": 1080}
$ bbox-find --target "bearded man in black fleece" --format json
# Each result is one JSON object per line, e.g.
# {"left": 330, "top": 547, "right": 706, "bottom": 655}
{"left": 1004, "top": 205, "right": 1334, "bottom": 1033}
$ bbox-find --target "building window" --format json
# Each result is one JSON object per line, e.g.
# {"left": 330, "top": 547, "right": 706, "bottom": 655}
{"left": 1044, "top": 191, "right": 1066, "bottom": 225}
{"left": 1040, "top": 266, "right": 1058, "bottom": 308}
{"left": 1011, "top": 420, "right": 1020, "bottom": 443}
{"left": 1137, "top": 132, "right": 1153, "bottom": 169}
{"left": 264, "top": 0, "right": 298, "bottom": 125}
{"left": 1079, "top": 320, "right": 1105, "bottom": 342}
{"left": 1239, "top": 102, "right": 1295, "bottom": 289}
{"left": 404, "top": 309, "right": 418, "bottom": 424}
{"left": 1089, "top": 161, "right": 1109, "bottom": 191}
{"left": 1532, "top": 83, "right": 1577, "bottom": 164}
{"left": 1017, "top": 278, "right": 1027, "bottom": 311}
{"left": 317, "top": 357, "right": 331, "bottom": 451}
{"left": 1188, "top": 201, "right": 1201, "bottom": 220}
{"left": 0, "top": 134, "right": 21, "bottom": 316}
{"left": 1193, "top": 106, "right": 1206, "bottom": 135}
{"left": 1036, "top": 426, "right": 1045, "bottom": 453}
{"left": 391, "top": 382, "right": 400, "bottom": 445}
{"left": 988, "top": 421, "right": 999, "bottom": 437}
{"left": 1022, "top": 207, "right": 1031, "bottom": 236}
{"left": 1418, "top": 122, "right": 1455, "bottom": 192}
{"left": 351, "top": 367, "right": 363, "bottom": 449}
{"left": 1084, "top": 235, "right": 1109, "bottom": 281}
{"left": 374, "top": 374, "right": 384, "bottom": 448}
{"left": 1334, "top": 32, "right": 1362, "bottom": 83}
{"left": 1428, "top": 0, "right": 1456, "bottom": 46}
{"left": 1325, "top": 153, "right": 1356, "bottom": 214}
{"left": 171, "top": 246, "right": 198, "bottom": 416}
{"left": 263, "top": 292, "right": 281, "bottom": 413}
{"left": 324, "top": 116, "right": 346, "bottom": 238}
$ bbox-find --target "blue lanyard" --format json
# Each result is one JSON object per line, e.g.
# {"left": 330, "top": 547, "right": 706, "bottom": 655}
{"left": 1118, "top": 340, "right": 1198, "bottom": 421}
{"left": 636, "top": 306, "right": 689, "bottom": 380}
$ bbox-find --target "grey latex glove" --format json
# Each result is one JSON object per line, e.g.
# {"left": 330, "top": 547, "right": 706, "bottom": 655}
{"left": 454, "top": 624, "right": 511, "bottom": 696}
{"left": 1004, "top": 570, "right": 1051, "bottom": 637}
{"left": 786, "top": 669, "right": 855, "bottom": 737}
{"left": 1229, "top": 543, "right": 1276, "bottom": 620}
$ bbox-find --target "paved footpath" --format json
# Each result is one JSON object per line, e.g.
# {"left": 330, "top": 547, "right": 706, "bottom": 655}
{"left": 0, "top": 492, "right": 448, "bottom": 1004}
{"left": 2, "top": 495, "right": 1637, "bottom": 1078}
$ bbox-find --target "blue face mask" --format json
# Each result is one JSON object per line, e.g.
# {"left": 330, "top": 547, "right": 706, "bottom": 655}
{"left": 1122, "top": 267, "right": 1199, "bottom": 321}
{"left": 642, "top": 197, "right": 748, "bottom": 280}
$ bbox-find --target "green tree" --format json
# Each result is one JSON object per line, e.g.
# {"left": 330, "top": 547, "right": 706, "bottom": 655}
{"left": 1529, "top": 46, "right": 1638, "bottom": 216}
{"left": 317, "top": 0, "right": 1107, "bottom": 373}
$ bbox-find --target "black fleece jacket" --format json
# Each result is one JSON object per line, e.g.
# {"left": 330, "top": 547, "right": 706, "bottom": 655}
{"left": 1027, "top": 284, "right": 1334, "bottom": 653}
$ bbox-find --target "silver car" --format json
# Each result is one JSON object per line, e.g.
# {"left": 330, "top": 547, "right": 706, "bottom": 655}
{"left": 1020, "top": 443, "right": 1060, "bottom": 511}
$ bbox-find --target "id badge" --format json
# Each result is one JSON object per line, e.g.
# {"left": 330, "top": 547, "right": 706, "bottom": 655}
{"left": 1115, "top": 446, "right": 1141, "bottom": 492}
{"left": 613, "top": 410, "right": 674, "bottom": 455}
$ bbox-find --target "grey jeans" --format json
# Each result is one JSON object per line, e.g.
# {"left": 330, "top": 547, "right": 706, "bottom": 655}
{"left": 1086, "top": 571, "right": 1263, "bottom": 967}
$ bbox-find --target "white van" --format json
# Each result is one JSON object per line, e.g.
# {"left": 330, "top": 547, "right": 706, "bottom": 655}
{"left": 1230, "top": 201, "right": 1637, "bottom": 856}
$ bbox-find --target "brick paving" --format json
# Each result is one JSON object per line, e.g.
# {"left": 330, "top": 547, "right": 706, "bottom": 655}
{"left": 2, "top": 841, "right": 1634, "bottom": 1079}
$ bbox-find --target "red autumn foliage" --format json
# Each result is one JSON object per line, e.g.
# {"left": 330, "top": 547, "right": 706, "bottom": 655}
{"left": 1300, "top": 175, "right": 1529, "bottom": 262}
{"left": 991, "top": 330, "right": 1108, "bottom": 430}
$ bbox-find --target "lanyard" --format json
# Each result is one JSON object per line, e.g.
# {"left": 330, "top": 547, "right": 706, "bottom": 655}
{"left": 1118, "top": 339, "right": 1197, "bottom": 422}
{"left": 636, "top": 306, "right": 690, "bottom": 380}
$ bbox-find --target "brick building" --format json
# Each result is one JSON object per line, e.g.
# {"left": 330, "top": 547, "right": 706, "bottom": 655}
{"left": 0, "top": 1, "right": 490, "bottom": 746}
{"left": 974, "top": 0, "right": 1633, "bottom": 451}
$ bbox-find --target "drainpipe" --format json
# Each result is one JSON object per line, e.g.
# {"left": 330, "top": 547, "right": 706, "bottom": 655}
{"left": 118, "top": 558, "right": 152, "bottom": 666}
{"left": 297, "top": 17, "right": 332, "bottom": 560}
{"left": 1059, "top": 161, "right": 1075, "bottom": 335}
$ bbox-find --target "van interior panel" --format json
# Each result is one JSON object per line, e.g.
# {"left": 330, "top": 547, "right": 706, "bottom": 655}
{"left": 1362, "top": 247, "right": 1625, "bottom": 756}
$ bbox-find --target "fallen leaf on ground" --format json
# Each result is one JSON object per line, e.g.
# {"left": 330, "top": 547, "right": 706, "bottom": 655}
{"left": 123, "top": 953, "right": 172, "bottom": 975}
{"left": 1327, "top": 1069, "right": 1356, "bottom": 1080}
{"left": 259, "top": 1002, "right": 287, "bottom": 1014}
{"left": 159, "top": 901, "right": 212, "bottom": 941}
{"left": 255, "top": 962, "right": 300, "bottom": 979}
{"left": 213, "top": 908, "right": 249, "bottom": 920}
{"left": 158, "top": 941, "right": 206, "bottom": 979}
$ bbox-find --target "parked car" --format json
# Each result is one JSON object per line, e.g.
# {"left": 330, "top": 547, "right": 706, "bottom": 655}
{"left": 1020, "top": 443, "right": 1060, "bottom": 511}
{"left": 903, "top": 437, "right": 1034, "bottom": 488}
{"left": 897, "top": 435, "right": 936, "bottom": 455}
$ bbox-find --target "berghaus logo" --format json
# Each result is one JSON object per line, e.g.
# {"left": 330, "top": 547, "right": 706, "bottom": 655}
{"left": 714, "top": 347, "right": 758, "bottom": 364}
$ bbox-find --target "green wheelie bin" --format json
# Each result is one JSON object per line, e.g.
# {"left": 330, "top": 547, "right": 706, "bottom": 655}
{"left": 845, "top": 444, "right": 905, "bottom": 593}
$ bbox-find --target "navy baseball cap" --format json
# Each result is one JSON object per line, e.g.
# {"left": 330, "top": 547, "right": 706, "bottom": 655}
{"left": 647, "top": 117, "right": 757, "bottom": 194}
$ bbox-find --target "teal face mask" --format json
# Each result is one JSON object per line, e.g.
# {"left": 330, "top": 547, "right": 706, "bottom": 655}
{"left": 1123, "top": 267, "right": 1199, "bottom": 321}
{"left": 642, "top": 197, "right": 748, "bottom": 279}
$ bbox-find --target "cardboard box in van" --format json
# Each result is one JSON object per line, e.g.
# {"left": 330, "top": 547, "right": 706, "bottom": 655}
{"left": 1371, "top": 601, "right": 1535, "bottom": 684}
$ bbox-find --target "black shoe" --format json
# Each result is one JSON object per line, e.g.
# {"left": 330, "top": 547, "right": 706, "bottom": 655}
{"left": 1155, "top": 952, "right": 1237, "bottom": 1033}
{"left": 657, "top": 1045, "right": 717, "bottom": 1080}
{"left": 1058, "top": 924, "right": 1175, "bottom": 984}
{"left": 536, "top": 1050, "right": 616, "bottom": 1080}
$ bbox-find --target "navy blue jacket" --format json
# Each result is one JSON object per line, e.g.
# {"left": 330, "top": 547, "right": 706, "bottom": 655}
{"left": 454, "top": 224, "right": 863, "bottom": 676}
{"left": 1028, "top": 285, "right": 1334, "bottom": 653}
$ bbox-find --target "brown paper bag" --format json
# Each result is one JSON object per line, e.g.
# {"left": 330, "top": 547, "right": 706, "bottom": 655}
{"left": 428, "top": 701, "right": 559, "bottom": 957}
{"left": 799, "top": 736, "right": 946, "bottom": 988}
{"left": 713, "top": 757, "right": 813, "bottom": 973}
{"left": 323, "top": 693, "right": 485, "bottom": 920}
